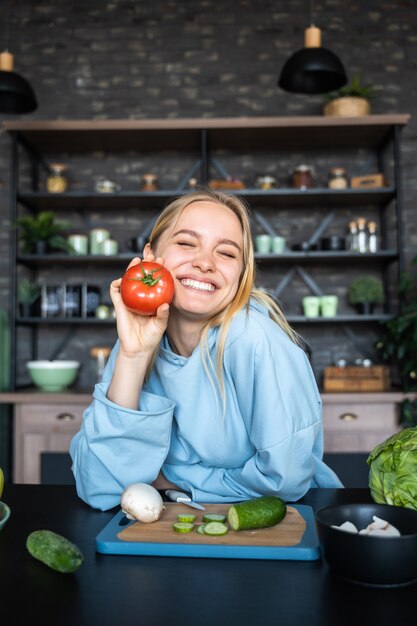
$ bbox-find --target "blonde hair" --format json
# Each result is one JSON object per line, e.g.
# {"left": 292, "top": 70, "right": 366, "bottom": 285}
{"left": 148, "top": 188, "right": 303, "bottom": 412}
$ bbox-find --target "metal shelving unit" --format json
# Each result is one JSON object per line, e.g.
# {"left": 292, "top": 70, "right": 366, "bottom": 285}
{"left": 4, "top": 115, "right": 410, "bottom": 389}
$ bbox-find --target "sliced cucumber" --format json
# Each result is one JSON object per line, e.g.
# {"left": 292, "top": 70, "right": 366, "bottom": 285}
{"left": 177, "top": 513, "right": 196, "bottom": 523}
{"left": 202, "top": 513, "right": 227, "bottom": 524}
{"left": 196, "top": 524, "right": 207, "bottom": 535}
{"left": 227, "top": 495, "right": 287, "bottom": 531}
{"left": 203, "top": 521, "right": 229, "bottom": 536}
{"left": 172, "top": 522, "right": 195, "bottom": 533}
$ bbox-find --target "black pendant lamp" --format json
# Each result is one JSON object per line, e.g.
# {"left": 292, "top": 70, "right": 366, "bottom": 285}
{"left": 278, "top": 1, "right": 347, "bottom": 95}
{"left": 0, "top": 51, "right": 37, "bottom": 114}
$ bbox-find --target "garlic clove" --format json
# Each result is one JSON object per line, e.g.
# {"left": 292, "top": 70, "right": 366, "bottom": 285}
{"left": 331, "top": 521, "right": 359, "bottom": 533}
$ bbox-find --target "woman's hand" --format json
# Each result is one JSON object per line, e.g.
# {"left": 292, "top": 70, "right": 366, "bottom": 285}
{"left": 110, "top": 253, "right": 170, "bottom": 357}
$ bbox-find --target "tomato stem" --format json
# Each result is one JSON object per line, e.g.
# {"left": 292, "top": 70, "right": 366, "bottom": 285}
{"left": 129, "top": 262, "right": 162, "bottom": 287}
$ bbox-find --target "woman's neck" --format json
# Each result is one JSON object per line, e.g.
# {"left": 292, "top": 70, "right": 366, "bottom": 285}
{"left": 166, "top": 317, "right": 203, "bottom": 357}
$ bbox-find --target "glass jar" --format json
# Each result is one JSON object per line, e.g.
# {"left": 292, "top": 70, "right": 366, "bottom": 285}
{"left": 328, "top": 167, "right": 348, "bottom": 189}
{"left": 293, "top": 165, "right": 314, "bottom": 190}
{"left": 356, "top": 217, "right": 368, "bottom": 253}
{"left": 47, "top": 163, "right": 68, "bottom": 193}
{"left": 141, "top": 173, "right": 158, "bottom": 191}
{"left": 367, "top": 221, "right": 379, "bottom": 253}
{"left": 90, "top": 346, "right": 111, "bottom": 383}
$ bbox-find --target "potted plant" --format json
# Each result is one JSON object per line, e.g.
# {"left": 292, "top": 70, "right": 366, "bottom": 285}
{"left": 376, "top": 256, "right": 417, "bottom": 395}
{"left": 323, "top": 75, "right": 375, "bottom": 117}
{"left": 15, "top": 210, "right": 73, "bottom": 254}
{"left": 347, "top": 275, "right": 384, "bottom": 314}
{"left": 17, "top": 279, "right": 41, "bottom": 317}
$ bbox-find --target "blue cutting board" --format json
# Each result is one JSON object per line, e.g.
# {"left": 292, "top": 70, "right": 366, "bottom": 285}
{"left": 96, "top": 503, "right": 320, "bottom": 560}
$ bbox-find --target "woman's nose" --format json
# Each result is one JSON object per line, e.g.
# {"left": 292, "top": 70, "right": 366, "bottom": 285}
{"left": 192, "top": 249, "right": 215, "bottom": 271}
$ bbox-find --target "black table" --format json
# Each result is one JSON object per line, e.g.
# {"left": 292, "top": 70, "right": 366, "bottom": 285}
{"left": 0, "top": 485, "right": 415, "bottom": 626}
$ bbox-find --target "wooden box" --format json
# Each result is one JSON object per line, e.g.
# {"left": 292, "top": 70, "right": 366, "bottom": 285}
{"left": 323, "top": 366, "right": 391, "bottom": 392}
{"left": 350, "top": 173, "right": 387, "bottom": 188}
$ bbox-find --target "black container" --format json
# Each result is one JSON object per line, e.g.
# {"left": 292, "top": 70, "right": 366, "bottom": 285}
{"left": 316, "top": 503, "right": 417, "bottom": 587}
{"left": 320, "top": 235, "right": 346, "bottom": 251}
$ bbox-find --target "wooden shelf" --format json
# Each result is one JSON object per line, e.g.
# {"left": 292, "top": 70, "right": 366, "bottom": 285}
{"left": 17, "top": 187, "right": 396, "bottom": 211}
{"left": 4, "top": 115, "right": 410, "bottom": 152}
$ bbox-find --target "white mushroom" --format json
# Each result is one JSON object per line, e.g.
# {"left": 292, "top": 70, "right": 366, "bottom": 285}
{"left": 331, "top": 521, "right": 359, "bottom": 534}
{"left": 120, "top": 482, "right": 165, "bottom": 523}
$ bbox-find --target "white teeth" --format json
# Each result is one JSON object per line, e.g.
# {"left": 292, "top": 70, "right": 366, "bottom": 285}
{"left": 180, "top": 278, "right": 215, "bottom": 292}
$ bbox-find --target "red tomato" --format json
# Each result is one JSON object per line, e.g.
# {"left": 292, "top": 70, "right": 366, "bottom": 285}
{"left": 120, "top": 261, "right": 174, "bottom": 315}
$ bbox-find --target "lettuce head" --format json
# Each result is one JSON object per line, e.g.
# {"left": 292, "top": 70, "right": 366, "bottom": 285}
{"left": 367, "top": 426, "right": 417, "bottom": 509}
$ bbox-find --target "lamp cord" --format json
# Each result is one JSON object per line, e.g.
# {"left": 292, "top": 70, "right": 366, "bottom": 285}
{"left": 310, "top": 0, "right": 315, "bottom": 26}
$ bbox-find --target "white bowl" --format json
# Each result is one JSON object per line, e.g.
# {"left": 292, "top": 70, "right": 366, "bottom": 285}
{"left": 27, "top": 360, "right": 80, "bottom": 392}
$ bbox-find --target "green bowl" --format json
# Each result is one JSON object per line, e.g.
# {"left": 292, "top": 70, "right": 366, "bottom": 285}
{"left": 0, "top": 501, "right": 11, "bottom": 530}
{"left": 27, "top": 360, "right": 80, "bottom": 392}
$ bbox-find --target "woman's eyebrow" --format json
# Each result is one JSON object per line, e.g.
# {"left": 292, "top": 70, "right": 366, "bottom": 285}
{"left": 173, "top": 229, "right": 241, "bottom": 251}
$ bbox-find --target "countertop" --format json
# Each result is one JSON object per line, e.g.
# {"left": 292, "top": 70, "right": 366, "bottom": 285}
{"left": 0, "top": 485, "right": 415, "bottom": 626}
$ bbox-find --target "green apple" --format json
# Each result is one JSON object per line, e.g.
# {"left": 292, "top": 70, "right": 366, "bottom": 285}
{"left": 0, "top": 467, "right": 4, "bottom": 499}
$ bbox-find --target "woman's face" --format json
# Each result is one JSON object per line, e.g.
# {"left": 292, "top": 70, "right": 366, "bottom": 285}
{"left": 148, "top": 200, "right": 244, "bottom": 322}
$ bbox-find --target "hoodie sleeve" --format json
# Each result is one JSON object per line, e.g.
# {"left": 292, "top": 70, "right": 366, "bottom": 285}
{"left": 69, "top": 343, "right": 175, "bottom": 511}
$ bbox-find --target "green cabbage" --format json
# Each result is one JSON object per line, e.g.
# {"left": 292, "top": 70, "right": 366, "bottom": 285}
{"left": 367, "top": 426, "right": 417, "bottom": 510}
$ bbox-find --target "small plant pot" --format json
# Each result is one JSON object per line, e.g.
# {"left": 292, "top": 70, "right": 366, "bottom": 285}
{"left": 355, "top": 301, "right": 376, "bottom": 315}
{"left": 323, "top": 97, "right": 371, "bottom": 117}
{"left": 34, "top": 241, "right": 49, "bottom": 255}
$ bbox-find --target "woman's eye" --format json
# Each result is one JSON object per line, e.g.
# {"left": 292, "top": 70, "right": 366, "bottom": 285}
{"left": 219, "top": 250, "right": 237, "bottom": 258}
{"left": 177, "top": 241, "right": 195, "bottom": 247}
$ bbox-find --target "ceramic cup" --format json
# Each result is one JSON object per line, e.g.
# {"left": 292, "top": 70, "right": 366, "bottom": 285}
{"left": 272, "top": 236, "right": 286, "bottom": 254}
{"left": 320, "top": 295, "right": 338, "bottom": 317}
{"left": 101, "top": 238, "right": 118, "bottom": 256}
{"left": 255, "top": 234, "right": 272, "bottom": 254}
{"left": 302, "top": 296, "right": 321, "bottom": 318}
{"left": 68, "top": 234, "right": 88, "bottom": 255}
{"left": 90, "top": 228, "right": 110, "bottom": 255}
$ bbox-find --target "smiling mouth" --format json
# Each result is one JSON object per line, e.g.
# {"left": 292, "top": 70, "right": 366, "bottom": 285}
{"left": 180, "top": 278, "right": 215, "bottom": 292}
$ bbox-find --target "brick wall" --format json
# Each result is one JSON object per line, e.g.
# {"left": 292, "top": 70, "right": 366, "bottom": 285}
{"left": 1, "top": 0, "right": 416, "bottom": 389}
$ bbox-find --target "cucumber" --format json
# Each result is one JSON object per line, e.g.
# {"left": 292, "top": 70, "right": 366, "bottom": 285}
{"left": 26, "top": 530, "right": 84, "bottom": 573}
{"left": 177, "top": 513, "right": 196, "bottom": 523}
{"left": 196, "top": 524, "right": 207, "bottom": 535}
{"left": 203, "top": 521, "right": 229, "bottom": 536}
{"left": 202, "top": 513, "right": 227, "bottom": 523}
{"left": 227, "top": 496, "right": 286, "bottom": 531}
{"left": 172, "top": 522, "right": 195, "bottom": 533}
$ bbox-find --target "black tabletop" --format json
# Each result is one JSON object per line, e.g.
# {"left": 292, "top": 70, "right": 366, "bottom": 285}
{"left": 0, "top": 485, "right": 415, "bottom": 626}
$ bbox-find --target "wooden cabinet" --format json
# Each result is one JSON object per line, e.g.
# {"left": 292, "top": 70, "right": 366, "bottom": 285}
{"left": 0, "top": 392, "right": 90, "bottom": 483}
{"left": 1, "top": 391, "right": 413, "bottom": 483}
{"left": 321, "top": 392, "right": 412, "bottom": 452}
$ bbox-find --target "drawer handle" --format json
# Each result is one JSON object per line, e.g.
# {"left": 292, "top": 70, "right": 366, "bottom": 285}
{"left": 56, "top": 413, "right": 75, "bottom": 421}
{"left": 339, "top": 412, "right": 358, "bottom": 421}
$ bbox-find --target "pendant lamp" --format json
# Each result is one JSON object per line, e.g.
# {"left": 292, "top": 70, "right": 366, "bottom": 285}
{"left": 0, "top": 51, "right": 37, "bottom": 113}
{"left": 0, "top": 0, "right": 37, "bottom": 114}
{"left": 278, "top": 1, "right": 347, "bottom": 95}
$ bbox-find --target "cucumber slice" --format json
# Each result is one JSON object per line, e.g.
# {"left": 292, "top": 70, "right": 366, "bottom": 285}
{"left": 227, "top": 496, "right": 287, "bottom": 531}
{"left": 196, "top": 524, "right": 207, "bottom": 535}
{"left": 172, "top": 522, "right": 195, "bottom": 533}
{"left": 203, "top": 522, "right": 229, "bottom": 536}
{"left": 202, "top": 513, "right": 227, "bottom": 523}
{"left": 177, "top": 513, "right": 196, "bottom": 523}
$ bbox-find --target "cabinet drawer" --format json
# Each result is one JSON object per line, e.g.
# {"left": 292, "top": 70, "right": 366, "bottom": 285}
{"left": 13, "top": 403, "right": 85, "bottom": 484}
{"left": 323, "top": 401, "right": 401, "bottom": 453}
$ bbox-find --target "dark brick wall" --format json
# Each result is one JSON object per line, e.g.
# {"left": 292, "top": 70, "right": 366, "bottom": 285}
{"left": 1, "top": 0, "right": 416, "bottom": 389}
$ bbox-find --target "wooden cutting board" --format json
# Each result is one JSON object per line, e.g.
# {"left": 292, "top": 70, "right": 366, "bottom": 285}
{"left": 96, "top": 503, "right": 320, "bottom": 560}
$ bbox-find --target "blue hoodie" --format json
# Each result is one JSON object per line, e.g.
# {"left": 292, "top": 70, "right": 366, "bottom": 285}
{"left": 70, "top": 301, "right": 343, "bottom": 510}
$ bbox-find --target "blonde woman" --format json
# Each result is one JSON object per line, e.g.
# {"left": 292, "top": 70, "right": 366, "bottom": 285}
{"left": 70, "top": 189, "right": 342, "bottom": 510}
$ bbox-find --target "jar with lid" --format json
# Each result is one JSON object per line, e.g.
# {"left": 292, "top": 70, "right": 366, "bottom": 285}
{"left": 328, "top": 167, "right": 348, "bottom": 190}
{"left": 356, "top": 217, "right": 368, "bottom": 253}
{"left": 292, "top": 165, "right": 314, "bottom": 190}
{"left": 90, "top": 346, "right": 111, "bottom": 383}
{"left": 47, "top": 163, "right": 68, "bottom": 193}
{"left": 347, "top": 220, "right": 359, "bottom": 251}
{"left": 141, "top": 173, "right": 158, "bottom": 191}
{"left": 367, "top": 221, "right": 379, "bottom": 253}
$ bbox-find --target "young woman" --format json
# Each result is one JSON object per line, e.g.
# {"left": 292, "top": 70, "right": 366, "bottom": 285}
{"left": 70, "top": 189, "right": 342, "bottom": 510}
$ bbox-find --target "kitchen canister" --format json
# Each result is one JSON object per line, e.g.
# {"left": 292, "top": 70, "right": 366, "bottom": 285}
{"left": 101, "top": 239, "right": 119, "bottom": 256}
{"left": 68, "top": 234, "right": 88, "bottom": 255}
{"left": 90, "top": 228, "right": 110, "bottom": 255}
